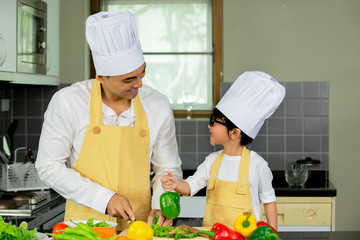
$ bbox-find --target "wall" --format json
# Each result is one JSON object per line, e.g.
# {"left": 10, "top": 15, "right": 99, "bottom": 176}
{"left": 223, "top": 0, "right": 360, "bottom": 231}
{"left": 59, "top": 0, "right": 90, "bottom": 84}
{"left": 0, "top": 83, "right": 59, "bottom": 151}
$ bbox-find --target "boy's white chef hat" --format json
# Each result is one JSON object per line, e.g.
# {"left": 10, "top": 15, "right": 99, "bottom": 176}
{"left": 216, "top": 71, "right": 285, "bottom": 139}
{"left": 86, "top": 10, "right": 144, "bottom": 76}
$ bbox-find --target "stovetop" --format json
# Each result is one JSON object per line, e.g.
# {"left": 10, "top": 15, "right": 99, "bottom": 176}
{"left": 0, "top": 190, "right": 62, "bottom": 216}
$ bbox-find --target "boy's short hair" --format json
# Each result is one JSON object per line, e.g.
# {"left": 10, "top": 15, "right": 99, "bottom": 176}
{"left": 212, "top": 108, "right": 253, "bottom": 146}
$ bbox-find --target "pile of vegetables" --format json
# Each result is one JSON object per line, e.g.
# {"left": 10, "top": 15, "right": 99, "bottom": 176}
{"left": 198, "top": 214, "right": 280, "bottom": 240}
{"left": 50, "top": 219, "right": 124, "bottom": 240}
{"left": 0, "top": 216, "right": 38, "bottom": 240}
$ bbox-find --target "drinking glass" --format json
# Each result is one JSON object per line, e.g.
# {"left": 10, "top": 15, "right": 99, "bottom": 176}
{"left": 181, "top": 90, "right": 196, "bottom": 119}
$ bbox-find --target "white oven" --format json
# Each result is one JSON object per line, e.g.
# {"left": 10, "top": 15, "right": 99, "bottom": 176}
{"left": 17, "top": 0, "right": 47, "bottom": 74}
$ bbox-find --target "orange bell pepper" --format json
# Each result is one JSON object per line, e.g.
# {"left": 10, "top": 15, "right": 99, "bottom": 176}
{"left": 92, "top": 227, "right": 117, "bottom": 238}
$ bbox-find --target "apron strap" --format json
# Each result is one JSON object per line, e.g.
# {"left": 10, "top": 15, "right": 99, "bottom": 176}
{"left": 208, "top": 151, "right": 224, "bottom": 190}
{"left": 89, "top": 79, "right": 103, "bottom": 126}
{"left": 89, "top": 79, "right": 148, "bottom": 129}
{"left": 133, "top": 95, "right": 148, "bottom": 128}
{"left": 236, "top": 147, "right": 251, "bottom": 194}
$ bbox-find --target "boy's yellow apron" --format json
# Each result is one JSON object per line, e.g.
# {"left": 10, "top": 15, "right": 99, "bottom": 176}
{"left": 203, "top": 147, "right": 254, "bottom": 229}
{"left": 64, "top": 79, "right": 151, "bottom": 231}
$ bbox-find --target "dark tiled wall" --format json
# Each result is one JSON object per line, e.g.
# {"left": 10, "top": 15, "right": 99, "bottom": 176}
{"left": 176, "top": 82, "right": 329, "bottom": 170}
{"left": 0, "top": 82, "right": 60, "bottom": 152}
{"left": 0, "top": 83, "right": 12, "bottom": 138}
{"left": 1, "top": 81, "right": 328, "bottom": 170}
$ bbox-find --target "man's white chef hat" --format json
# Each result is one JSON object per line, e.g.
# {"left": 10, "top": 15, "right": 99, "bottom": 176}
{"left": 86, "top": 10, "right": 144, "bottom": 76}
{"left": 216, "top": 71, "right": 286, "bottom": 139}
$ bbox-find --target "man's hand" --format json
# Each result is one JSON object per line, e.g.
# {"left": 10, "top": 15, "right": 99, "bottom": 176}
{"left": 147, "top": 209, "right": 173, "bottom": 227}
{"left": 106, "top": 193, "right": 135, "bottom": 222}
{"left": 160, "top": 170, "right": 178, "bottom": 192}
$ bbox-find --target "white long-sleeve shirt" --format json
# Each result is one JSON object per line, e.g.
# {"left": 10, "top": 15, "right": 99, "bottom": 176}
{"left": 185, "top": 150, "right": 276, "bottom": 221}
{"left": 35, "top": 79, "right": 182, "bottom": 214}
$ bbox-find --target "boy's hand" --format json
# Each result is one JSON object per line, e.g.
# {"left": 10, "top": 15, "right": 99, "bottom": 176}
{"left": 160, "top": 170, "right": 178, "bottom": 192}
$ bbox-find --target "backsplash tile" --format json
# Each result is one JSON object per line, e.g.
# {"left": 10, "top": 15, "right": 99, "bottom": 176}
{"left": 303, "top": 82, "right": 320, "bottom": 98}
{"left": 175, "top": 81, "right": 330, "bottom": 171}
{"left": 268, "top": 136, "right": 285, "bottom": 152}
{"left": 286, "top": 119, "right": 302, "bottom": 134}
{"left": 304, "top": 117, "right": 321, "bottom": 134}
{"left": 180, "top": 121, "right": 197, "bottom": 135}
{"left": 304, "top": 100, "right": 320, "bottom": 116}
{"left": 284, "top": 82, "right": 302, "bottom": 98}
{"left": 268, "top": 118, "right": 284, "bottom": 134}
{"left": 321, "top": 82, "right": 329, "bottom": 98}
{"left": 285, "top": 100, "right": 303, "bottom": 116}
{"left": 179, "top": 136, "right": 197, "bottom": 152}
{"left": 0, "top": 82, "right": 60, "bottom": 151}
{"left": 251, "top": 135, "right": 267, "bottom": 152}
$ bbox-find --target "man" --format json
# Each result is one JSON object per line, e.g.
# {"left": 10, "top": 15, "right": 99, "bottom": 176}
{"left": 35, "top": 10, "right": 182, "bottom": 230}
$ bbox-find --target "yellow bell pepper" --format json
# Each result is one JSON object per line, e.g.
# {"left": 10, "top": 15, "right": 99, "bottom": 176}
{"left": 127, "top": 221, "right": 153, "bottom": 240}
{"left": 233, "top": 214, "right": 258, "bottom": 237}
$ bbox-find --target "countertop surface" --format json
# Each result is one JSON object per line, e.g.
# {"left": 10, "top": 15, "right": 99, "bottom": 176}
{"left": 272, "top": 170, "right": 337, "bottom": 197}
{"left": 120, "top": 228, "right": 359, "bottom": 240}
{"left": 278, "top": 231, "right": 359, "bottom": 240}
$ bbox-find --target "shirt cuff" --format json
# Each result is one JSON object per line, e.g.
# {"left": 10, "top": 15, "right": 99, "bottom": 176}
{"left": 259, "top": 189, "right": 276, "bottom": 204}
{"left": 184, "top": 178, "right": 197, "bottom": 196}
{"left": 91, "top": 188, "right": 116, "bottom": 214}
{"left": 152, "top": 195, "right": 160, "bottom": 210}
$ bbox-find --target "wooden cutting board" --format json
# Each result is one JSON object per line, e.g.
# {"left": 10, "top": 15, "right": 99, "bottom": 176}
{"left": 119, "top": 226, "right": 210, "bottom": 239}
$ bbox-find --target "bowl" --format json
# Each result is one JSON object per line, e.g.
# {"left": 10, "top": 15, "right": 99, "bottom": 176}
{"left": 63, "top": 220, "right": 117, "bottom": 229}
{"left": 285, "top": 167, "right": 308, "bottom": 188}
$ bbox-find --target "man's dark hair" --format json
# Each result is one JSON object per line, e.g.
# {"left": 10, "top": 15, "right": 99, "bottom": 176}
{"left": 212, "top": 108, "right": 253, "bottom": 146}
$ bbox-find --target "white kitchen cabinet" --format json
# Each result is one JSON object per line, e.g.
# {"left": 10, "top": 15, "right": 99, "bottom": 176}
{"left": 43, "top": 0, "right": 60, "bottom": 77}
{"left": 0, "top": 0, "right": 17, "bottom": 74}
{"left": 11, "top": 0, "right": 60, "bottom": 85}
{"left": 260, "top": 197, "right": 336, "bottom": 232}
{"left": 0, "top": 0, "right": 60, "bottom": 85}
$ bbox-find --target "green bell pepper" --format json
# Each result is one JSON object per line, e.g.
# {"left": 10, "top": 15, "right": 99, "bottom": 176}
{"left": 247, "top": 225, "right": 281, "bottom": 240}
{"left": 160, "top": 192, "right": 180, "bottom": 219}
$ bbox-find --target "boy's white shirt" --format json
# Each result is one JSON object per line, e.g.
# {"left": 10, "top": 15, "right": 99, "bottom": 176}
{"left": 185, "top": 150, "right": 276, "bottom": 221}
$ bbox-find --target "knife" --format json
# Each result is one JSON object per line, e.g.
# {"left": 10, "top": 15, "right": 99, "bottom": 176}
{"left": 7, "top": 120, "right": 18, "bottom": 164}
{"left": 3, "top": 135, "right": 11, "bottom": 158}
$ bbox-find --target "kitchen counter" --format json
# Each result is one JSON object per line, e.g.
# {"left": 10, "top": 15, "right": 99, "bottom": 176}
{"left": 272, "top": 170, "right": 337, "bottom": 197}
{"left": 278, "top": 231, "right": 359, "bottom": 239}
{"left": 120, "top": 228, "right": 359, "bottom": 240}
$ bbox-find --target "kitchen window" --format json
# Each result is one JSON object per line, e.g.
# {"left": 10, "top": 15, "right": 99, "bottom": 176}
{"left": 90, "top": 0, "right": 222, "bottom": 117}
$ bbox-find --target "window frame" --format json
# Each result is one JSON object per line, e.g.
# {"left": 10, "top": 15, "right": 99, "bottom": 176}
{"left": 89, "top": 0, "right": 223, "bottom": 118}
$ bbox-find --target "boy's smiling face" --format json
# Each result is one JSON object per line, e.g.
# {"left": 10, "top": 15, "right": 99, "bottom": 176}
{"left": 208, "top": 117, "right": 231, "bottom": 146}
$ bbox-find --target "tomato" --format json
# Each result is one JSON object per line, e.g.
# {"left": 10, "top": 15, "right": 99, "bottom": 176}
{"left": 52, "top": 222, "right": 68, "bottom": 238}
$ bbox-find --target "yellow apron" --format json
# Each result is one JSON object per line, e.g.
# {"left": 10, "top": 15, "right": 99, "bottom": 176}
{"left": 64, "top": 79, "right": 151, "bottom": 231}
{"left": 203, "top": 147, "right": 254, "bottom": 229}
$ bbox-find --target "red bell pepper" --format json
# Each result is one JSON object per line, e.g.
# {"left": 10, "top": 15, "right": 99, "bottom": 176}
{"left": 197, "top": 223, "right": 245, "bottom": 240}
{"left": 256, "top": 221, "right": 278, "bottom": 235}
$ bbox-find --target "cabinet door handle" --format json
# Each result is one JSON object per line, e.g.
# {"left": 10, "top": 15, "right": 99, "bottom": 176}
{"left": 0, "top": 34, "right": 7, "bottom": 66}
{"left": 306, "top": 209, "right": 316, "bottom": 218}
